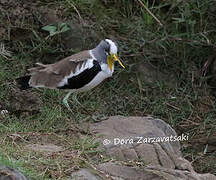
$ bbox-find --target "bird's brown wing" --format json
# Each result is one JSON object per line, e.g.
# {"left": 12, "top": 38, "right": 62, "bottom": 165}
{"left": 28, "top": 50, "right": 92, "bottom": 89}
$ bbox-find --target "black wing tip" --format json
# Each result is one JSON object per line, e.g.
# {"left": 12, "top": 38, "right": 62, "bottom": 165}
{"left": 16, "top": 75, "right": 32, "bottom": 90}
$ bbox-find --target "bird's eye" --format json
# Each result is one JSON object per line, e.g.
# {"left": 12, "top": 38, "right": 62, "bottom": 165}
{"left": 105, "top": 49, "right": 110, "bottom": 55}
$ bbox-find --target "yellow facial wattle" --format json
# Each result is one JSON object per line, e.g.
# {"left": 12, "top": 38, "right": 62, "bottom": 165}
{"left": 107, "top": 54, "right": 125, "bottom": 71}
{"left": 107, "top": 55, "right": 114, "bottom": 71}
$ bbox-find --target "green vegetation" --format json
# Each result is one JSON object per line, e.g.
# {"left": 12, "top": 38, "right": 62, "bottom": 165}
{"left": 0, "top": 153, "right": 38, "bottom": 179}
{"left": 0, "top": 0, "right": 216, "bottom": 179}
{"left": 42, "top": 23, "right": 70, "bottom": 37}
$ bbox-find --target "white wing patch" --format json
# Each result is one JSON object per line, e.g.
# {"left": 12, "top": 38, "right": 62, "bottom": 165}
{"left": 58, "top": 59, "right": 94, "bottom": 87}
{"left": 89, "top": 50, "right": 96, "bottom": 59}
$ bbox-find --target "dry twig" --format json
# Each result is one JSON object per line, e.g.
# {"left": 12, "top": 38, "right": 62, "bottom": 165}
{"left": 66, "top": 0, "right": 84, "bottom": 25}
{"left": 136, "top": 0, "right": 163, "bottom": 27}
{"left": 0, "top": 43, "right": 12, "bottom": 59}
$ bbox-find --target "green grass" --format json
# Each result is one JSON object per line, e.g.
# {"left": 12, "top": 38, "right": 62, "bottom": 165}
{"left": 0, "top": 0, "right": 216, "bottom": 179}
{"left": 0, "top": 153, "right": 38, "bottom": 179}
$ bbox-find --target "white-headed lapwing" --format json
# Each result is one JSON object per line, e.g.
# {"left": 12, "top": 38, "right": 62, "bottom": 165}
{"left": 16, "top": 39, "right": 125, "bottom": 110}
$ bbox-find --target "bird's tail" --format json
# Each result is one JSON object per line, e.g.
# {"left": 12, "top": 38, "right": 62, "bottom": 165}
{"left": 16, "top": 75, "right": 32, "bottom": 90}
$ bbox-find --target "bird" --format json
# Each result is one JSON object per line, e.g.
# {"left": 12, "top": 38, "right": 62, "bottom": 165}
{"left": 16, "top": 39, "right": 125, "bottom": 111}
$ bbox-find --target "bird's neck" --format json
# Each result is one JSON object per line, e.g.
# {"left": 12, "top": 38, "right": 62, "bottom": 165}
{"left": 91, "top": 45, "right": 107, "bottom": 64}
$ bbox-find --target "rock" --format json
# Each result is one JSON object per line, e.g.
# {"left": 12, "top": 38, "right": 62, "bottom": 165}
{"left": 61, "top": 21, "right": 100, "bottom": 50}
{"left": 97, "top": 162, "right": 162, "bottom": 180}
{"left": 25, "top": 144, "right": 64, "bottom": 153}
{"left": 91, "top": 116, "right": 182, "bottom": 169}
{"left": 70, "top": 116, "right": 216, "bottom": 180}
{"left": 8, "top": 86, "right": 41, "bottom": 113}
{"left": 146, "top": 165, "right": 216, "bottom": 180}
{"left": 0, "top": 164, "right": 28, "bottom": 180}
{"left": 136, "top": 62, "right": 177, "bottom": 88}
{"left": 70, "top": 169, "right": 100, "bottom": 180}
{"left": 36, "top": 6, "right": 100, "bottom": 50}
{"left": 36, "top": 7, "right": 60, "bottom": 25}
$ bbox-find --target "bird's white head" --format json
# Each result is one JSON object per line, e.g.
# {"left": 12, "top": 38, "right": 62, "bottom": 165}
{"left": 104, "top": 39, "right": 125, "bottom": 71}
{"left": 105, "top": 39, "right": 118, "bottom": 54}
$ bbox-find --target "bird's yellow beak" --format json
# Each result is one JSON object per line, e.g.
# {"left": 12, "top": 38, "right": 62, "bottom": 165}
{"left": 107, "top": 54, "right": 125, "bottom": 71}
